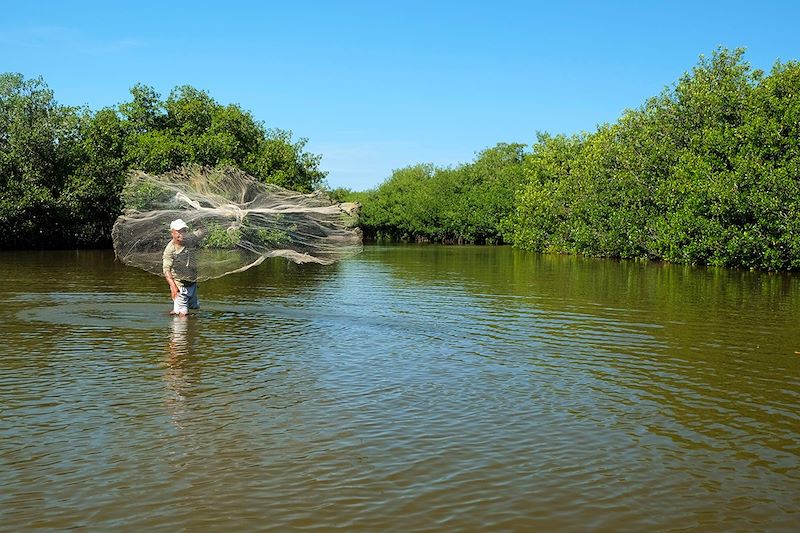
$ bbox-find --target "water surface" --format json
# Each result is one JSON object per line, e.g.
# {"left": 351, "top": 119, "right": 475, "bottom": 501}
{"left": 1, "top": 246, "right": 798, "bottom": 531}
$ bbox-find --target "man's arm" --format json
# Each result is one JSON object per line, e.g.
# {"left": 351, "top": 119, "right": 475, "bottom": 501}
{"left": 163, "top": 244, "right": 179, "bottom": 300}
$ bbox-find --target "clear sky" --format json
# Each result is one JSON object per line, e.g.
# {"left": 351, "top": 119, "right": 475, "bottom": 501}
{"left": 1, "top": 1, "right": 797, "bottom": 190}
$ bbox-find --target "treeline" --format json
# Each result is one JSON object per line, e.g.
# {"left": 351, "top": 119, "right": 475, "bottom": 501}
{"left": 341, "top": 142, "right": 526, "bottom": 244}
{"left": 4, "top": 48, "right": 799, "bottom": 270}
{"left": 343, "top": 48, "right": 800, "bottom": 270}
{"left": 0, "top": 74, "right": 325, "bottom": 248}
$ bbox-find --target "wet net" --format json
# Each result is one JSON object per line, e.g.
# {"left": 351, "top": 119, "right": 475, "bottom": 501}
{"left": 112, "top": 167, "right": 362, "bottom": 281}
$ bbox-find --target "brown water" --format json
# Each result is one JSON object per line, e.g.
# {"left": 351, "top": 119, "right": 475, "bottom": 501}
{"left": 1, "top": 246, "right": 798, "bottom": 531}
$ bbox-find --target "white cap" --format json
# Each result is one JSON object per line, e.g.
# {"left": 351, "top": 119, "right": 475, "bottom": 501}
{"left": 170, "top": 219, "right": 188, "bottom": 231}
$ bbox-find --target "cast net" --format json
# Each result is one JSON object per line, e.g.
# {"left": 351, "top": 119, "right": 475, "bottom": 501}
{"left": 112, "top": 167, "right": 362, "bottom": 281}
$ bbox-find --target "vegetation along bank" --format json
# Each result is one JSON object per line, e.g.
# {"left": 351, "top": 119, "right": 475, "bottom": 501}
{"left": 1, "top": 48, "right": 798, "bottom": 270}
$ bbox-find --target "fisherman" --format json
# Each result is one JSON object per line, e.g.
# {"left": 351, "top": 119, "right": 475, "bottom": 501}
{"left": 163, "top": 219, "right": 200, "bottom": 316}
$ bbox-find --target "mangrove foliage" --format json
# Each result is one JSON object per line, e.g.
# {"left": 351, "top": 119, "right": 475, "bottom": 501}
{"left": 3, "top": 47, "right": 800, "bottom": 270}
{"left": 345, "top": 48, "right": 800, "bottom": 270}
{"left": 0, "top": 75, "right": 325, "bottom": 248}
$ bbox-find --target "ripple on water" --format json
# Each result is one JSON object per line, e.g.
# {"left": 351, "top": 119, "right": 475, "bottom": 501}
{"left": 2, "top": 248, "right": 800, "bottom": 531}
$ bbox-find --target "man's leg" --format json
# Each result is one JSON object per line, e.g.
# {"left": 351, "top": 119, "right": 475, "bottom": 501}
{"left": 188, "top": 284, "right": 200, "bottom": 310}
{"left": 173, "top": 286, "right": 190, "bottom": 316}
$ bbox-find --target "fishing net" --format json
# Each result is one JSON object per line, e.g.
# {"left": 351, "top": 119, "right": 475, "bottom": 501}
{"left": 111, "top": 167, "right": 362, "bottom": 281}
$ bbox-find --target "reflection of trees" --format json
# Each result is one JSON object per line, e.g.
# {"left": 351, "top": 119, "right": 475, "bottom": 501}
{"left": 368, "top": 244, "right": 800, "bottom": 458}
{"left": 201, "top": 255, "right": 340, "bottom": 302}
{"left": 6, "top": 250, "right": 342, "bottom": 302}
{"left": 0, "top": 249, "right": 166, "bottom": 295}
{"left": 372, "top": 244, "right": 800, "bottom": 348}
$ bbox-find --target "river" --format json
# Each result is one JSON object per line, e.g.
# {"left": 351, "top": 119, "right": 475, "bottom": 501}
{"left": 1, "top": 245, "right": 798, "bottom": 531}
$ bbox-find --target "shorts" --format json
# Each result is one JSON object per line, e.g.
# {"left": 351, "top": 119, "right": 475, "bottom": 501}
{"left": 173, "top": 282, "right": 200, "bottom": 315}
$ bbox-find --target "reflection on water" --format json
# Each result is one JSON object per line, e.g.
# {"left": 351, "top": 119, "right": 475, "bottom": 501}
{"left": 0, "top": 247, "right": 798, "bottom": 531}
{"left": 164, "top": 317, "right": 199, "bottom": 428}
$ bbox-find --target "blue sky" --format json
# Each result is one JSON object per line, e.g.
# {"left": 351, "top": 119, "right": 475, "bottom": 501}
{"left": 1, "top": 1, "right": 797, "bottom": 190}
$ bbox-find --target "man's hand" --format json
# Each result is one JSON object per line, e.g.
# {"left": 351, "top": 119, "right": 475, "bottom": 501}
{"left": 166, "top": 275, "right": 179, "bottom": 300}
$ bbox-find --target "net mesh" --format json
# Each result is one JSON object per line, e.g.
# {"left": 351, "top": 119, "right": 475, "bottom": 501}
{"left": 112, "top": 167, "right": 362, "bottom": 281}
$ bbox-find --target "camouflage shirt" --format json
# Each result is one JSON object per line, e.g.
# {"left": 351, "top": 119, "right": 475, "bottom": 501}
{"left": 163, "top": 238, "right": 199, "bottom": 286}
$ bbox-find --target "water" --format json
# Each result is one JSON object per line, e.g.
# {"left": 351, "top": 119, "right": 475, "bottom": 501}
{"left": 1, "top": 246, "right": 798, "bottom": 531}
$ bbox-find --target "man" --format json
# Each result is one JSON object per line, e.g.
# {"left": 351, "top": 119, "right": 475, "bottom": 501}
{"left": 163, "top": 218, "right": 200, "bottom": 316}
